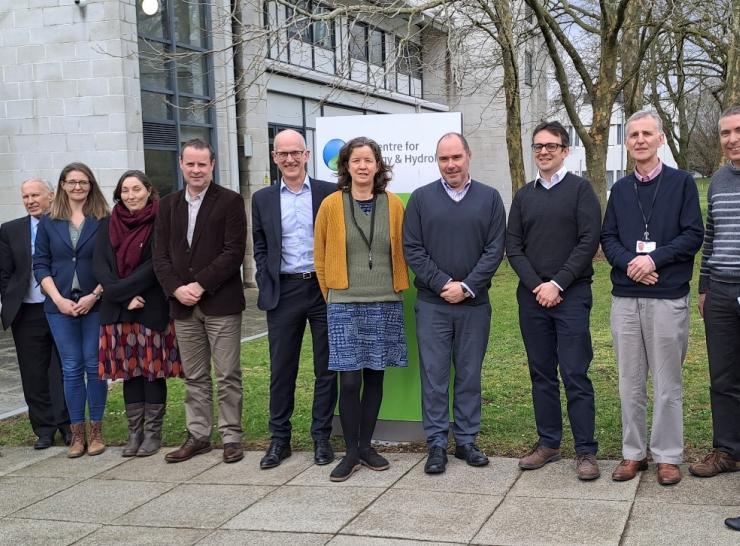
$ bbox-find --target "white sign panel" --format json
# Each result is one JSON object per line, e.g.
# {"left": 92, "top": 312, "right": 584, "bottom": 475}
{"left": 315, "top": 112, "right": 463, "bottom": 193}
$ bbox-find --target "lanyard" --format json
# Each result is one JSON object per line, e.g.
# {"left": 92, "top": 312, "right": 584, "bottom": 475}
{"left": 632, "top": 169, "right": 663, "bottom": 240}
{"left": 347, "top": 192, "right": 376, "bottom": 270}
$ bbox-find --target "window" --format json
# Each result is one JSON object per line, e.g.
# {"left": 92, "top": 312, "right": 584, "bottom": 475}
{"left": 369, "top": 28, "right": 385, "bottom": 66}
{"left": 137, "top": 0, "right": 216, "bottom": 196}
{"left": 524, "top": 51, "right": 533, "bottom": 87}
{"left": 349, "top": 22, "right": 368, "bottom": 62}
{"left": 396, "top": 38, "right": 423, "bottom": 97}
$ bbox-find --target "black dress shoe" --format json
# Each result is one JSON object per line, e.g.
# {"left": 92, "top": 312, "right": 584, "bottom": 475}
{"left": 726, "top": 516, "right": 740, "bottom": 531}
{"left": 34, "top": 435, "right": 54, "bottom": 450}
{"left": 60, "top": 428, "right": 73, "bottom": 447}
{"left": 260, "top": 439, "right": 291, "bottom": 469}
{"left": 424, "top": 446, "right": 448, "bottom": 474}
{"left": 314, "top": 439, "right": 335, "bottom": 465}
{"left": 454, "top": 443, "right": 489, "bottom": 467}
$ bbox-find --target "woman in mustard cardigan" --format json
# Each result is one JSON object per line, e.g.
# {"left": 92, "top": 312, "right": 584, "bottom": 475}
{"left": 314, "top": 137, "right": 409, "bottom": 482}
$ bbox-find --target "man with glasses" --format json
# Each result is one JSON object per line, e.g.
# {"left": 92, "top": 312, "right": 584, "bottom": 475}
{"left": 506, "top": 121, "right": 602, "bottom": 480}
{"left": 252, "top": 129, "right": 338, "bottom": 469}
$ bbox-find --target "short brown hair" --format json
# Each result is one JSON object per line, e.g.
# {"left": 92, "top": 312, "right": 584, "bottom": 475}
{"left": 336, "top": 137, "right": 392, "bottom": 194}
{"left": 50, "top": 162, "right": 110, "bottom": 220}
{"left": 180, "top": 138, "right": 215, "bottom": 162}
{"left": 113, "top": 170, "right": 159, "bottom": 203}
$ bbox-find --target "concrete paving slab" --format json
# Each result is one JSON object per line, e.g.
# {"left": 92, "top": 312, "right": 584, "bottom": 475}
{"left": 343, "top": 488, "right": 502, "bottom": 543}
{"left": 198, "top": 530, "right": 333, "bottom": 545}
{"left": 635, "top": 466, "right": 740, "bottom": 505}
{"left": 8, "top": 448, "right": 127, "bottom": 479}
{"left": 114, "top": 483, "right": 274, "bottom": 529}
{"left": 74, "top": 525, "right": 210, "bottom": 545}
{"left": 191, "top": 451, "right": 314, "bottom": 485}
{"left": 288, "top": 453, "right": 423, "bottom": 488}
{"left": 0, "top": 446, "right": 66, "bottom": 476}
{"left": 0, "top": 517, "right": 99, "bottom": 546}
{"left": 392, "top": 456, "right": 519, "bottom": 496}
{"left": 330, "top": 534, "right": 465, "bottom": 545}
{"left": 97, "top": 448, "right": 222, "bottom": 482}
{"left": 622, "top": 500, "right": 740, "bottom": 545}
{"left": 223, "top": 485, "right": 382, "bottom": 534}
{"left": 473, "top": 496, "right": 630, "bottom": 546}
{"left": 0, "top": 475, "right": 78, "bottom": 516}
{"left": 509, "top": 459, "right": 639, "bottom": 501}
{"left": 12, "top": 478, "right": 174, "bottom": 523}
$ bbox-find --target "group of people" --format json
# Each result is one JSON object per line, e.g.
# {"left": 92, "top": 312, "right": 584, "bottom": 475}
{"left": 0, "top": 109, "right": 738, "bottom": 528}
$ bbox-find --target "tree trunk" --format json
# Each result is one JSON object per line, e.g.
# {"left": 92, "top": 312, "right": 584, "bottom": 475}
{"left": 725, "top": 0, "right": 740, "bottom": 108}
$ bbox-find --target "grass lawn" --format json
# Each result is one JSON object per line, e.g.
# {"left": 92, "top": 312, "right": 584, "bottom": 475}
{"left": 0, "top": 259, "right": 714, "bottom": 460}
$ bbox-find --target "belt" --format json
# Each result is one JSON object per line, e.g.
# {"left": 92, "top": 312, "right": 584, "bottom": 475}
{"left": 280, "top": 272, "right": 316, "bottom": 280}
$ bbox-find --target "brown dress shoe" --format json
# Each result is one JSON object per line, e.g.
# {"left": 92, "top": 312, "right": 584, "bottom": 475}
{"left": 575, "top": 454, "right": 601, "bottom": 481}
{"left": 223, "top": 442, "right": 244, "bottom": 464}
{"left": 165, "top": 435, "right": 212, "bottom": 463}
{"left": 657, "top": 463, "right": 682, "bottom": 485}
{"left": 688, "top": 449, "right": 740, "bottom": 478}
{"left": 611, "top": 458, "right": 648, "bottom": 481}
{"left": 67, "top": 423, "right": 86, "bottom": 458}
{"left": 518, "top": 443, "right": 561, "bottom": 470}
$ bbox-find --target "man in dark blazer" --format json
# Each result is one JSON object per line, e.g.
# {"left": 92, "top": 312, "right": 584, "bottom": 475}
{"left": 0, "top": 179, "right": 70, "bottom": 449}
{"left": 252, "top": 128, "right": 337, "bottom": 469}
{"left": 153, "top": 139, "right": 247, "bottom": 464}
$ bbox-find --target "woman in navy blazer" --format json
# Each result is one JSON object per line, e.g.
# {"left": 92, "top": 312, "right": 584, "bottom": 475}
{"left": 34, "top": 162, "right": 110, "bottom": 458}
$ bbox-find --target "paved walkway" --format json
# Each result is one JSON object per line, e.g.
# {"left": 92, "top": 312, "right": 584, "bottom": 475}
{"left": 0, "top": 288, "right": 266, "bottom": 418}
{"left": 0, "top": 446, "right": 737, "bottom": 545}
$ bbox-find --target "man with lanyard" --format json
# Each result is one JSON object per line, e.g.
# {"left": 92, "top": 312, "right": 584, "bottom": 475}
{"left": 506, "top": 121, "right": 602, "bottom": 480}
{"left": 601, "top": 110, "right": 703, "bottom": 485}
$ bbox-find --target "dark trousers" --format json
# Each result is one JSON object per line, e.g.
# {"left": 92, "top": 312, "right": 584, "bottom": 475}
{"left": 266, "top": 277, "right": 337, "bottom": 441}
{"left": 704, "top": 280, "right": 740, "bottom": 460}
{"left": 10, "top": 303, "right": 69, "bottom": 437}
{"left": 517, "top": 282, "right": 597, "bottom": 455}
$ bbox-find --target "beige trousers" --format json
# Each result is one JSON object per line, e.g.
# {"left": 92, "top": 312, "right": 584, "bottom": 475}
{"left": 174, "top": 305, "right": 243, "bottom": 444}
{"left": 610, "top": 295, "right": 689, "bottom": 464}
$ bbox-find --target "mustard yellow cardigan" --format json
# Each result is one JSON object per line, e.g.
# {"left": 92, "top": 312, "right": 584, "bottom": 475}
{"left": 314, "top": 190, "right": 410, "bottom": 300}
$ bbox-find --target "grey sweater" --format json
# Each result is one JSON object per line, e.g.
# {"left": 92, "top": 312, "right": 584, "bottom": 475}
{"left": 699, "top": 164, "right": 740, "bottom": 292}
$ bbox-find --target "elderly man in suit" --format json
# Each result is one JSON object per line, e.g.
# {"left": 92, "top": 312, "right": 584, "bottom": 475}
{"left": 0, "top": 179, "right": 70, "bottom": 449}
{"left": 252, "top": 129, "right": 337, "bottom": 469}
{"left": 154, "top": 139, "right": 247, "bottom": 464}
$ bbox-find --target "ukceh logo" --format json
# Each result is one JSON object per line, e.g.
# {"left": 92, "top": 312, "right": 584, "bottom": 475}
{"left": 322, "top": 138, "right": 345, "bottom": 171}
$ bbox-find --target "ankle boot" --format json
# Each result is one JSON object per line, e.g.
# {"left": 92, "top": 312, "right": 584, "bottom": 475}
{"left": 67, "top": 423, "right": 86, "bottom": 458}
{"left": 137, "top": 403, "right": 166, "bottom": 457}
{"left": 87, "top": 421, "right": 106, "bottom": 456}
{"left": 122, "top": 403, "right": 145, "bottom": 457}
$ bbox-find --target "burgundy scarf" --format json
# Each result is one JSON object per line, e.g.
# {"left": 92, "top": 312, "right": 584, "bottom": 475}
{"left": 108, "top": 200, "right": 158, "bottom": 278}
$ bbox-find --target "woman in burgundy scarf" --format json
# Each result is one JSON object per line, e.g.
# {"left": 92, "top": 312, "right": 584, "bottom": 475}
{"left": 93, "top": 170, "right": 182, "bottom": 457}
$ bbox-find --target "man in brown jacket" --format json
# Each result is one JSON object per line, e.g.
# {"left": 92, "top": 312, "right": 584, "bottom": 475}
{"left": 154, "top": 139, "right": 247, "bottom": 464}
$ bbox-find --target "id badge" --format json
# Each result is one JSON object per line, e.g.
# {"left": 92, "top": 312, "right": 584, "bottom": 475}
{"left": 635, "top": 240, "right": 657, "bottom": 254}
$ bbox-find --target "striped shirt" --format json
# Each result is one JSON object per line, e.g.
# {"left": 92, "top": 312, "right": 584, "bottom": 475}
{"left": 699, "top": 163, "right": 740, "bottom": 292}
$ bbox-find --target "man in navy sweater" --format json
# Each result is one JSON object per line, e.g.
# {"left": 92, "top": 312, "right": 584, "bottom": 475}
{"left": 506, "top": 121, "right": 602, "bottom": 481}
{"left": 602, "top": 110, "right": 703, "bottom": 486}
{"left": 404, "top": 132, "right": 506, "bottom": 475}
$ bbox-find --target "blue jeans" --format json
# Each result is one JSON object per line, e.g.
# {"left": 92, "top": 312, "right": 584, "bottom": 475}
{"left": 46, "top": 311, "right": 107, "bottom": 423}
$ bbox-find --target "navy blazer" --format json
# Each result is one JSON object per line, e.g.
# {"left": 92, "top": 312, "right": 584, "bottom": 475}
{"left": 33, "top": 214, "right": 103, "bottom": 314}
{"left": 0, "top": 215, "right": 34, "bottom": 329}
{"left": 251, "top": 178, "right": 337, "bottom": 311}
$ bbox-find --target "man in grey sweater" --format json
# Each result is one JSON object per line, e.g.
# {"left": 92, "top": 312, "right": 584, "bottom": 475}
{"left": 690, "top": 107, "right": 740, "bottom": 496}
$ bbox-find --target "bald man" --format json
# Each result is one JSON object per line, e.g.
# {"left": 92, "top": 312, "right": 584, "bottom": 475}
{"left": 0, "top": 179, "right": 70, "bottom": 448}
{"left": 252, "top": 129, "right": 338, "bottom": 469}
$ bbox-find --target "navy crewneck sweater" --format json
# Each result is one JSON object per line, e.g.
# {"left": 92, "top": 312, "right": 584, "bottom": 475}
{"left": 601, "top": 165, "right": 704, "bottom": 298}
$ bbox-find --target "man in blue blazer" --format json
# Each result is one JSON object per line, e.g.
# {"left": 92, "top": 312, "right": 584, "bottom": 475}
{"left": 252, "top": 129, "right": 338, "bottom": 469}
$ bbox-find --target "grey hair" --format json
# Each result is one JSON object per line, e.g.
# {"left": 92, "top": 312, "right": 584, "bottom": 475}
{"left": 719, "top": 106, "right": 740, "bottom": 129}
{"left": 21, "top": 178, "right": 55, "bottom": 193}
{"left": 626, "top": 110, "right": 663, "bottom": 134}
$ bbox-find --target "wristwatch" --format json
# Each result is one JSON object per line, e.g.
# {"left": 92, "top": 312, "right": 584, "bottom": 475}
{"left": 461, "top": 285, "right": 471, "bottom": 298}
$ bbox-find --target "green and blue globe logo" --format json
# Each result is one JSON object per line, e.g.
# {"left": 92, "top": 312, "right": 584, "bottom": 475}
{"left": 322, "top": 138, "right": 345, "bottom": 172}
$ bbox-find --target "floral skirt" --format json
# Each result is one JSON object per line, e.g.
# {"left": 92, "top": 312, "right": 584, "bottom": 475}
{"left": 327, "top": 302, "right": 408, "bottom": 372}
{"left": 98, "top": 321, "right": 183, "bottom": 381}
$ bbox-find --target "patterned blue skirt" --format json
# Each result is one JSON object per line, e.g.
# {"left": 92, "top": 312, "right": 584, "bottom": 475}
{"left": 327, "top": 302, "right": 408, "bottom": 372}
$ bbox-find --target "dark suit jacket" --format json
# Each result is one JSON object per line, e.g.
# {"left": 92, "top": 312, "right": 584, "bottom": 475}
{"left": 0, "top": 215, "right": 34, "bottom": 329}
{"left": 251, "top": 178, "right": 336, "bottom": 311}
{"left": 153, "top": 182, "right": 247, "bottom": 320}
{"left": 93, "top": 217, "right": 170, "bottom": 332}
{"left": 33, "top": 215, "right": 103, "bottom": 315}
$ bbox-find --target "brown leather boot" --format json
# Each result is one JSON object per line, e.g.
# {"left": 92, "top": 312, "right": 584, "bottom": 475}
{"left": 67, "top": 423, "right": 86, "bottom": 458}
{"left": 122, "top": 403, "right": 145, "bottom": 457}
{"left": 87, "top": 421, "right": 106, "bottom": 456}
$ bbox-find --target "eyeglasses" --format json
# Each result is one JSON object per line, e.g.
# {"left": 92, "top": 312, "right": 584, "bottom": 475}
{"left": 273, "top": 150, "right": 306, "bottom": 160}
{"left": 63, "top": 180, "right": 90, "bottom": 188}
{"left": 532, "top": 143, "right": 567, "bottom": 153}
